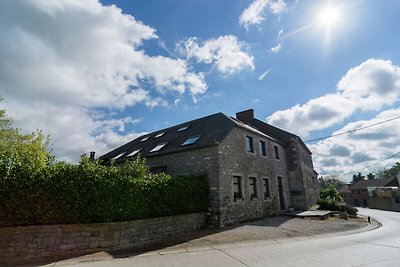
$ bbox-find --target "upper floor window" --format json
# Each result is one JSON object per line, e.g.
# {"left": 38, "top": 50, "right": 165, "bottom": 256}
{"left": 154, "top": 131, "right": 166, "bottom": 138}
{"left": 259, "top": 140, "right": 267, "bottom": 156}
{"left": 126, "top": 149, "right": 141, "bottom": 157}
{"left": 245, "top": 135, "right": 254, "bottom": 153}
{"left": 140, "top": 136, "right": 150, "bottom": 142}
{"left": 181, "top": 135, "right": 200, "bottom": 146}
{"left": 274, "top": 145, "right": 280, "bottom": 160}
{"left": 177, "top": 125, "right": 190, "bottom": 132}
{"left": 149, "top": 143, "right": 167, "bottom": 153}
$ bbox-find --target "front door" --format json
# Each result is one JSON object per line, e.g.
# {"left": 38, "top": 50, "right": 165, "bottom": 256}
{"left": 277, "top": 176, "right": 286, "bottom": 210}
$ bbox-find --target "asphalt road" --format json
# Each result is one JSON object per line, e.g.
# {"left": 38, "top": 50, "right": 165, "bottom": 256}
{"left": 49, "top": 208, "right": 400, "bottom": 266}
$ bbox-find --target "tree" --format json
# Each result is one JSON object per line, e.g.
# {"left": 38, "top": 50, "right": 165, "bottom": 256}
{"left": 0, "top": 97, "right": 53, "bottom": 174}
{"left": 366, "top": 172, "right": 376, "bottom": 180}
{"left": 351, "top": 172, "right": 365, "bottom": 184}
{"left": 382, "top": 162, "right": 400, "bottom": 178}
{"left": 319, "top": 175, "right": 346, "bottom": 189}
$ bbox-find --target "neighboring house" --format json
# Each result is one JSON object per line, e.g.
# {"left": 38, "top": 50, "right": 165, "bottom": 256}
{"left": 341, "top": 176, "right": 400, "bottom": 207}
{"left": 368, "top": 177, "right": 400, "bottom": 212}
{"left": 339, "top": 185, "right": 354, "bottom": 206}
{"left": 100, "top": 110, "right": 319, "bottom": 227}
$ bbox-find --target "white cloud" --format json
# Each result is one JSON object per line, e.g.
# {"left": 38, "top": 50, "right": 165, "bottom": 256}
{"left": 310, "top": 108, "right": 400, "bottom": 181}
{"left": 0, "top": 0, "right": 207, "bottom": 161}
{"left": 178, "top": 35, "right": 254, "bottom": 75}
{"left": 268, "top": 59, "right": 400, "bottom": 137}
{"left": 270, "top": 43, "right": 282, "bottom": 53}
{"left": 239, "top": 0, "right": 287, "bottom": 29}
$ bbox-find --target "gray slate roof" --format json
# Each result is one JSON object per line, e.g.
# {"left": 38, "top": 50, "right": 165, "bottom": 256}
{"left": 350, "top": 176, "right": 399, "bottom": 190}
{"left": 100, "top": 112, "right": 237, "bottom": 164}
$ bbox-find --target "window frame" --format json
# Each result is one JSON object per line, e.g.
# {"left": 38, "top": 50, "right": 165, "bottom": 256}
{"left": 245, "top": 135, "right": 254, "bottom": 153}
{"left": 262, "top": 178, "right": 271, "bottom": 199}
{"left": 259, "top": 140, "right": 267, "bottom": 157}
{"left": 149, "top": 142, "right": 168, "bottom": 153}
{"left": 233, "top": 176, "right": 243, "bottom": 199}
{"left": 249, "top": 177, "right": 257, "bottom": 199}
{"left": 273, "top": 145, "right": 280, "bottom": 160}
{"left": 181, "top": 135, "right": 200, "bottom": 146}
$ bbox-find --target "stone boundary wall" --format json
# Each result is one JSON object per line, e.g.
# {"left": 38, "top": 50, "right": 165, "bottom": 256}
{"left": 0, "top": 212, "right": 206, "bottom": 266}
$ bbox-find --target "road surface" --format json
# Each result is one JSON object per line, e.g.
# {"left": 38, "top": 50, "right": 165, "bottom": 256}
{"left": 49, "top": 208, "right": 400, "bottom": 266}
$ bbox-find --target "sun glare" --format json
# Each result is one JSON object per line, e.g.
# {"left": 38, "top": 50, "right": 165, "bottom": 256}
{"left": 318, "top": 6, "right": 340, "bottom": 27}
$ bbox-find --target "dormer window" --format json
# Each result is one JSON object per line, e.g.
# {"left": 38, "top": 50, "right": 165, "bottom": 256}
{"left": 126, "top": 149, "right": 141, "bottom": 157}
{"left": 177, "top": 125, "right": 190, "bottom": 132}
{"left": 149, "top": 143, "right": 167, "bottom": 152}
{"left": 140, "top": 136, "right": 150, "bottom": 142}
{"left": 181, "top": 136, "right": 200, "bottom": 146}
{"left": 154, "top": 131, "right": 166, "bottom": 138}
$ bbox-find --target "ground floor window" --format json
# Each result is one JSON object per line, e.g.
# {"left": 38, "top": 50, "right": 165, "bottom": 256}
{"left": 263, "top": 178, "right": 270, "bottom": 198}
{"left": 249, "top": 177, "right": 257, "bottom": 198}
{"left": 233, "top": 176, "right": 242, "bottom": 199}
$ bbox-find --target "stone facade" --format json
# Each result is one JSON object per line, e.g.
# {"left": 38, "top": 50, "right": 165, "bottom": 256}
{"left": 148, "top": 126, "right": 290, "bottom": 227}
{"left": 0, "top": 212, "right": 205, "bottom": 266}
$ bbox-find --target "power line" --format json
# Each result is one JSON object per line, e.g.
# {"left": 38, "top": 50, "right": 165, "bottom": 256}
{"left": 304, "top": 115, "right": 400, "bottom": 143}
{"left": 341, "top": 151, "right": 400, "bottom": 176}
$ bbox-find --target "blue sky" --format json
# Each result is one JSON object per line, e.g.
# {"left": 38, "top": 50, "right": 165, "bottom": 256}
{"left": 0, "top": 0, "right": 399, "bottom": 181}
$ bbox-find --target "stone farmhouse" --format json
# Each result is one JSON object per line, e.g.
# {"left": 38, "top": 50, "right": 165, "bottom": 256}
{"left": 100, "top": 109, "right": 319, "bottom": 227}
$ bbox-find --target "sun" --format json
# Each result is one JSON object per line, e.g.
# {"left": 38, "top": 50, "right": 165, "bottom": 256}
{"left": 318, "top": 6, "right": 340, "bottom": 27}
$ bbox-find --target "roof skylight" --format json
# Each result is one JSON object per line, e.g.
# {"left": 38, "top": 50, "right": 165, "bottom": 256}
{"left": 154, "top": 131, "right": 166, "bottom": 138}
{"left": 140, "top": 136, "right": 150, "bottom": 142}
{"left": 177, "top": 125, "right": 190, "bottom": 132}
{"left": 181, "top": 136, "right": 200, "bottom": 146}
{"left": 149, "top": 143, "right": 167, "bottom": 153}
{"left": 113, "top": 152, "right": 125, "bottom": 159}
{"left": 126, "top": 149, "right": 141, "bottom": 157}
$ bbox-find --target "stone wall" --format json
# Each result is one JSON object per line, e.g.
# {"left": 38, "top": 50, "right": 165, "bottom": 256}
{"left": 217, "top": 127, "right": 290, "bottom": 226}
{"left": 0, "top": 212, "right": 206, "bottom": 266}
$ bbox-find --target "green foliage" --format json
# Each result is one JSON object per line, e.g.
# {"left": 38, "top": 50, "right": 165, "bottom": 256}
{"left": 0, "top": 98, "right": 208, "bottom": 226}
{"left": 319, "top": 175, "right": 346, "bottom": 190}
{"left": 344, "top": 205, "right": 358, "bottom": 216}
{"left": 383, "top": 162, "right": 400, "bottom": 178}
{"left": 0, "top": 156, "right": 209, "bottom": 226}
{"left": 351, "top": 172, "right": 365, "bottom": 184}
{"left": 317, "top": 183, "right": 343, "bottom": 211}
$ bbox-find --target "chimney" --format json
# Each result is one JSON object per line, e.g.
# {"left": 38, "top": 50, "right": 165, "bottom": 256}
{"left": 89, "top": 151, "right": 96, "bottom": 161}
{"left": 236, "top": 109, "right": 254, "bottom": 123}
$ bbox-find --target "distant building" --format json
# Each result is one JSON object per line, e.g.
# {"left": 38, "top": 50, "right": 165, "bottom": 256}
{"left": 340, "top": 176, "right": 399, "bottom": 207}
{"left": 100, "top": 109, "right": 319, "bottom": 227}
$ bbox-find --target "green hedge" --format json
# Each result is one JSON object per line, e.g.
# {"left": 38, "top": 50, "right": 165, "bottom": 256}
{"left": 0, "top": 157, "right": 209, "bottom": 226}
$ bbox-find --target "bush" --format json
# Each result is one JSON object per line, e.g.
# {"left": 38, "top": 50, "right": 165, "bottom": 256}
{"left": 0, "top": 156, "right": 209, "bottom": 226}
{"left": 317, "top": 197, "right": 340, "bottom": 211}
{"left": 344, "top": 205, "right": 358, "bottom": 216}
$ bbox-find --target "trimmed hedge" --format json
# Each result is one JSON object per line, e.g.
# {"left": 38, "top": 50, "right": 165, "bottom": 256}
{"left": 0, "top": 157, "right": 208, "bottom": 226}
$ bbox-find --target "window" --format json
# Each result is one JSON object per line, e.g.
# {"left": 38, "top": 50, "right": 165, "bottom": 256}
{"left": 149, "top": 143, "right": 167, "bottom": 152}
{"left": 140, "top": 136, "right": 150, "bottom": 142}
{"left": 259, "top": 140, "right": 267, "bottom": 156}
{"left": 126, "top": 149, "right": 141, "bottom": 157}
{"left": 249, "top": 177, "right": 257, "bottom": 198}
{"left": 154, "top": 131, "right": 166, "bottom": 138}
{"left": 263, "top": 178, "right": 270, "bottom": 198}
{"left": 177, "top": 125, "right": 189, "bottom": 132}
{"left": 113, "top": 152, "right": 125, "bottom": 160}
{"left": 181, "top": 135, "right": 200, "bottom": 146}
{"left": 233, "top": 176, "right": 242, "bottom": 199}
{"left": 245, "top": 136, "right": 254, "bottom": 153}
{"left": 274, "top": 145, "right": 280, "bottom": 160}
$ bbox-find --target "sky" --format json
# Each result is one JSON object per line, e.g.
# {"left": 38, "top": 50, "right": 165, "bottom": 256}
{"left": 0, "top": 0, "right": 399, "bottom": 182}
